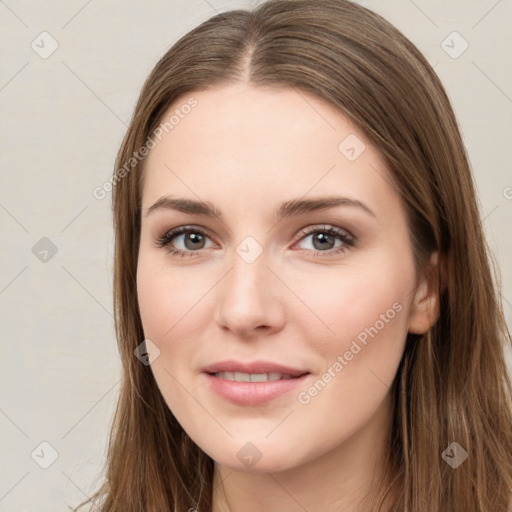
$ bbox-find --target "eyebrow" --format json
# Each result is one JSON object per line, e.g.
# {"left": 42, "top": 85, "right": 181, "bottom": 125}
{"left": 145, "top": 195, "right": 376, "bottom": 220}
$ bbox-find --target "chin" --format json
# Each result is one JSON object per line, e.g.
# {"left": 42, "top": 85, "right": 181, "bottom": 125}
{"left": 194, "top": 433, "right": 312, "bottom": 474}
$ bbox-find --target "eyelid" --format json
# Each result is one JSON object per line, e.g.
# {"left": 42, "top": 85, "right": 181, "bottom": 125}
{"left": 294, "top": 224, "right": 355, "bottom": 244}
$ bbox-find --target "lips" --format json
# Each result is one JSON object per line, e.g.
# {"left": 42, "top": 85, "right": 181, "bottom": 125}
{"left": 202, "top": 359, "right": 308, "bottom": 377}
{"left": 213, "top": 371, "right": 294, "bottom": 382}
{"left": 202, "top": 360, "right": 310, "bottom": 405}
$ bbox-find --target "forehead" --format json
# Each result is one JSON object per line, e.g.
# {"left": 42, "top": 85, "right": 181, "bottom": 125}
{"left": 141, "top": 83, "right": 401, "bottom": 223}
{"left": 148, "top": 83, "right": 356, "bottom": 162}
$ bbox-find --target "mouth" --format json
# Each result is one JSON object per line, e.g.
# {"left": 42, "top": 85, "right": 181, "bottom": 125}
{"left": 202, "top": 360, "right": 310, "bottom": 405}
{"left": 210, "top": 371, "right": 305, "bottom": 382}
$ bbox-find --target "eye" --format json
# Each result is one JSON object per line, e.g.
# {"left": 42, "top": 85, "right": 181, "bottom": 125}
{"left": 155, "top": 224, "right": 355, "bottom": 258}
{"left": 294, "top": 225, "right": 355, "bottom": 256}
{"left": 155, "top": 226, "right": 214, "bottom": 257}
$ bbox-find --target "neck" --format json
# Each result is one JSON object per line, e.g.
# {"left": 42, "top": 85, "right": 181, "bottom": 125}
{"left": 211, "top": 391, "right": 399, "bottom": 512}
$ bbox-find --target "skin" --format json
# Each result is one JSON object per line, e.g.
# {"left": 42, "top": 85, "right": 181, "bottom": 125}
{"left": 136, "top": 83, "right": 439, "bottom": 512}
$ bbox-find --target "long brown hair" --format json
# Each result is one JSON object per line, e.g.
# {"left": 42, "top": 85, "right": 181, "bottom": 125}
{"left": 75, "top": 1, "right": 512, "bottom": 510}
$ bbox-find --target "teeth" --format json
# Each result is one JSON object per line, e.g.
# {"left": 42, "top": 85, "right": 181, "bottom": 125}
{"left": 235, "top": 372, "right": 251, "bottom": 382}
{"left": 214, "top": 371, "right": 294, "bottom": 382}
{"left": 249, "top": 373, "right": 268, "bottom": 382}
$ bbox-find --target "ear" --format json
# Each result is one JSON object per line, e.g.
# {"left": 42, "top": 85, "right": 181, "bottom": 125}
{"left": 408, "top": 251, "right": 441, "bottom": 334}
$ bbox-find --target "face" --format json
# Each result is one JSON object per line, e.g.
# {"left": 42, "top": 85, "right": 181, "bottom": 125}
{"left": 136, "top": 83, "right": 436, "bottom": 473}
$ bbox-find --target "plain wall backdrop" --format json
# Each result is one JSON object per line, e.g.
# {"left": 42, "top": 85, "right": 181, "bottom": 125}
{"left": 0, "top": 0, "right": 511, "bottom": 510}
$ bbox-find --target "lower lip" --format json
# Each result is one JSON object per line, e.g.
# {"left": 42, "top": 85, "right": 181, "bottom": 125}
{"left": 204, "top": 373, "right": 309, "bottom": 405}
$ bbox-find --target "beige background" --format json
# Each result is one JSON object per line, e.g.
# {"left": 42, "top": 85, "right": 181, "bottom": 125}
{"left": 0, "top": 0, "right": 511, "bottom": 510}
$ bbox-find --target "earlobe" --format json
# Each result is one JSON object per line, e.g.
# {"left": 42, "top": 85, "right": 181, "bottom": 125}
{"left": 408, "top": 251, "right": 441, "bottom": 334}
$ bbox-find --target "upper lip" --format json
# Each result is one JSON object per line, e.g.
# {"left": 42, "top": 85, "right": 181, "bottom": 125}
{"left": 202, "top": 360, "right": 309, "bottom": 377}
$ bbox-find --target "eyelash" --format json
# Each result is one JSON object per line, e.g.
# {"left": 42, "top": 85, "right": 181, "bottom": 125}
{"left": 155, "top": 225, "right": 356, "bottom": 258}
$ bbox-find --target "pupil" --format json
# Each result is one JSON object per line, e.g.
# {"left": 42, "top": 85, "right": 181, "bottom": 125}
{"left": 313, "top": 233, "right": 334, "bottom": 250}
{"left": 185, "top": 233, "right": 204, "bottom": 249}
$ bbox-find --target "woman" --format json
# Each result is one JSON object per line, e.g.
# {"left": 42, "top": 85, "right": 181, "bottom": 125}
{"left": 75, "top": 0, "right": 512, "bottom": 510}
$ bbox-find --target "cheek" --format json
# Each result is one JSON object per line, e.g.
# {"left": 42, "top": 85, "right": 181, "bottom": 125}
{"left": 290, "top": 267, "right": 412, "bottom": 444}
{"left": 291, "top": 252, "right": 415, "bottom": 376}
{"left": 136, "top": 254, "right": 217, "bottom": 405}
{"left": 136, "top": 256, "right": 203, "bottom": 412}
{"left": 136, "top": 253, "right": 208, "bottom": 341}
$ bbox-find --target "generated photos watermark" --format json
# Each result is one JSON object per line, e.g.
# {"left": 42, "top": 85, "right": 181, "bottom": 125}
{"left": 297, "top": 301, "right": 403, "bottom": 405}
{"left": 92, "top": 97, "right": 198, "bottom": 200}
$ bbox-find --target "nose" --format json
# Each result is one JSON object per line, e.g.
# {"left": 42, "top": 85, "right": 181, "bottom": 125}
{"left": 214, "top": 249, "right": 286, "bottom": 339}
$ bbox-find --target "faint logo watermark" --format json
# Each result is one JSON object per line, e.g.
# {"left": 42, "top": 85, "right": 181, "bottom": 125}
{"left": 237, "top": 442, "right": 263, "bottom": 468}
{"left": 31, "top": 31, "right": 59, "bottom": 59}
{"left": 338, "top": 133, "right": 366, "bottom": 161}
{"left": 31, "top": 441, "right": 59, "bottom": 469}
{"left": 236, "top": 236, "right": 264, "bottom": 264}
{"left": 32, "top": 237, "right": 58, "bottom": 263}
{"left": 442, "top": 442, "right": 468, "bottom": 468}
{"left": 441, "top": 31, "right": 469, "bottom": 59}
{"left": 134, "top": 338, "right": 161, "bottom": 366}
